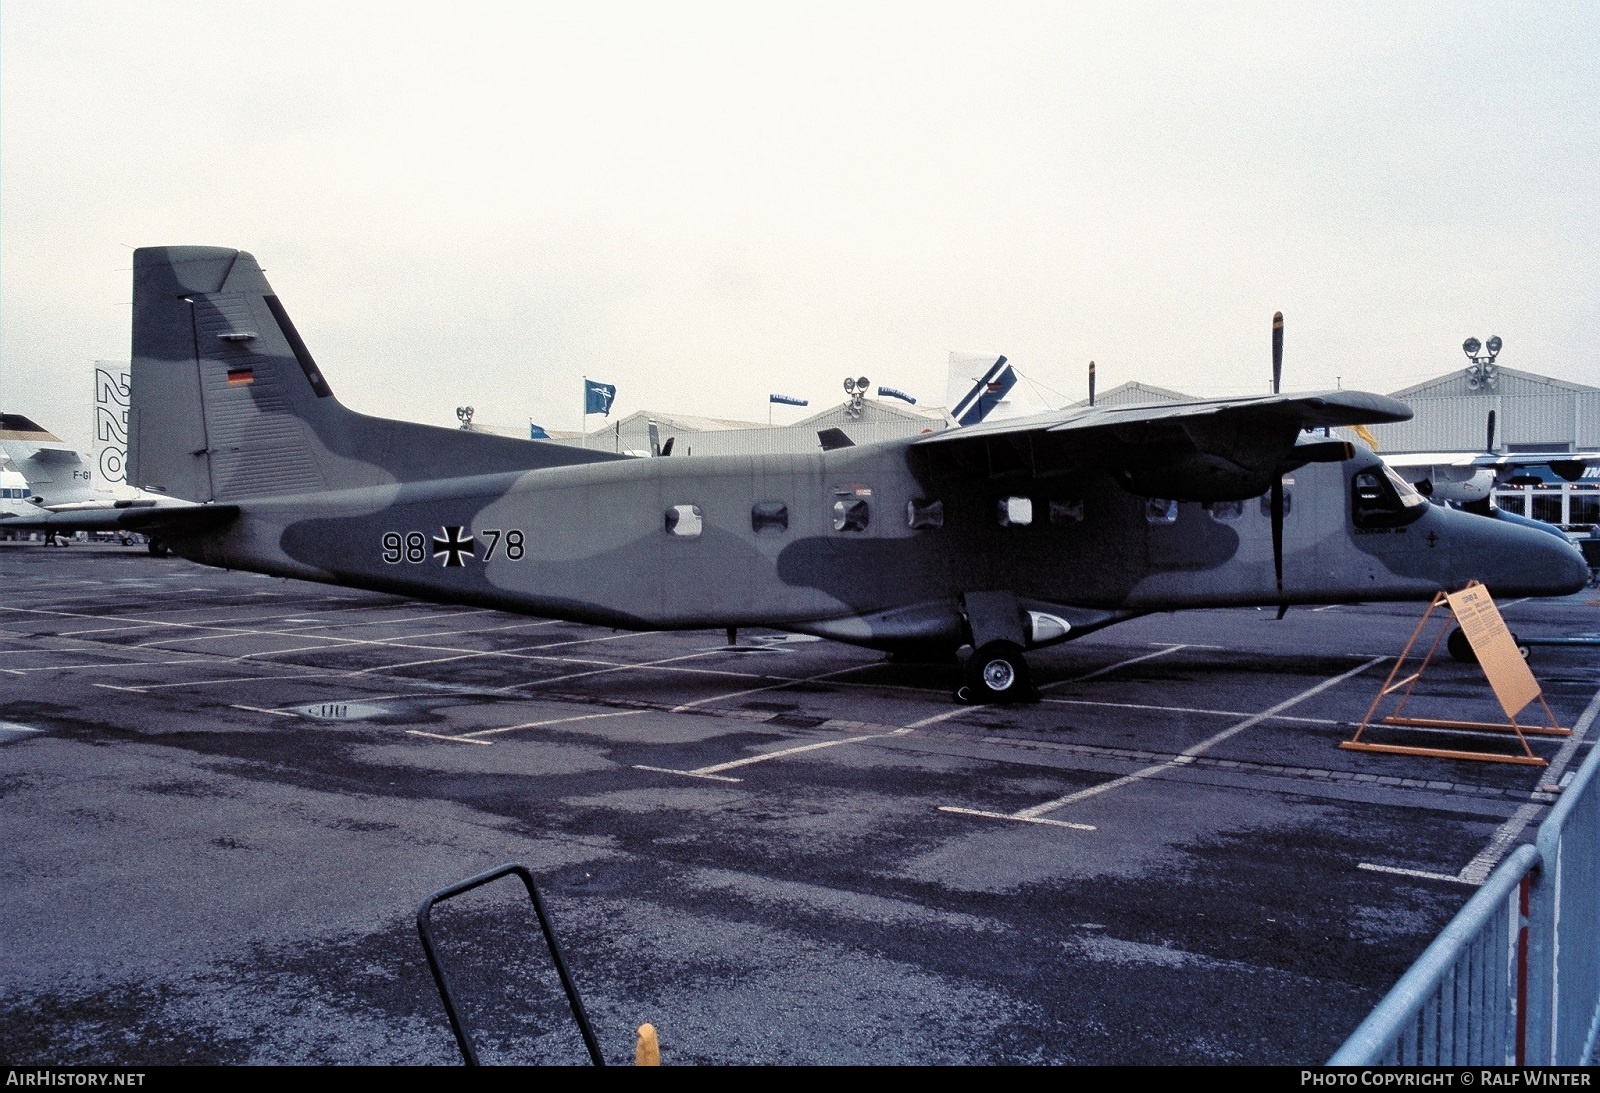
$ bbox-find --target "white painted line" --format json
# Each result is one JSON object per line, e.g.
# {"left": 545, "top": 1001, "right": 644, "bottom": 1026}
{"left": 459, "top": 710, "right": 645, "bottom": 739}
{"left": 938, "top": 806, "right": 1097, "bottom": 831}
{"left": 1456, "top": 682, "right": 1600, "bottom": 885}
{"left": 1010, "top": 657, "right": 1387, "bottom": 821}
{"left": 228, "top": 704, "right": 299, "bottom": 718}
{"left": 689, "top": 727, "right": 916, "bottom": 776}
{"left": 405, "top": 730, "right": 493, "bottom": 745}
{"left": 492, "top": 649, "right": 733, "bottom": 692}
{"left": 668, "top": 665, "right": 871, "bottom": 712}
{"left": 903, "top": 707, "right": 979, "bottom": 730}
{"left": 92, "top": 683, "right": 147, "bottom": 693}
{"left": 1358, "top": 862, "right": 1478, "bottom": 886}
{"left": 632, "top": 765, "right": 744, "bottom": 783}
{"left": 3, "top": 657, "right": 208, "bottom": 675}
{"left": 1041, "top": 697, "right": 1343, "bottom": 725}
{"left": 1311, "top": 605, "right": 1342, "bottom": 612}
{"left": 115, "top": 672, "right": 333, "bottom": 690}
{"left": 1039, "top": 644, "right": 1187, "bottom": 691}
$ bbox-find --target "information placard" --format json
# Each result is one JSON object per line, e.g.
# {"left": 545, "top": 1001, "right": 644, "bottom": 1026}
{"left": 1444, "top": 584, "right": 1540, "bottom": 719}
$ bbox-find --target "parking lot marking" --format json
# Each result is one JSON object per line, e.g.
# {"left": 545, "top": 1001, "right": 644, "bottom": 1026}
{"left": 1016, "top": 657, "right": 1384, "bottom": 817}
{"left": 1043, "top": 697, "right": 1343, "bottom": 725}
{"left": 937, "top": 807, "right": 1096, "bottom": 831}
{"left": 638, "top": 647, "right": 1236, "bottom": 784}
{"left": 1357, "top": 862, "right": 1476, "bottom": 886}
{"left": 942, "top": 657, "right": 1386, "bottom": 828}
{"left": 7, "top": 657, "right": 207, "bottom": 675}
{"left": 1039, "top": 644, "right": 1187, "bottom": 690}
{"left": 229, "top": 704, "right": 300, "bottom": 718}
{"left": 1453, "top": 682, "right": 1600, "bottom": 885}
{"left": 632, "top": 765, "right": 744, "bottom": 783}
{"left": 459, "top": 709, "right": 646, "bottom": 740}
{"left": 405, "top": 730, "right": 493, "bottom": 745}
{"left": 668, "top": 664, "right": 873, "bottom": 712}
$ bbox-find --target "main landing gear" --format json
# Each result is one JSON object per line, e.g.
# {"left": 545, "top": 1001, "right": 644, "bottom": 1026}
{"left": 1446, "top": 626, "right": 1529, "bottom": 663}
{"left": 955, "top": 641, "right": 1039, "bottom": 705}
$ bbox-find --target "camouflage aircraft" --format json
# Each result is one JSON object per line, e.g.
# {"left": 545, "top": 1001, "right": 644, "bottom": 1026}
{"left": 48, "top": 246, "right": 1593, "bottom": 702}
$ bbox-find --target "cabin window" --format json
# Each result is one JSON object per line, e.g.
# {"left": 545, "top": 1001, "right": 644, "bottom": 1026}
{"left": 1145, "top": 498, "right": 1178, "bottom": 525}
{"left": 751, "top": 501, "right": 788, "bottom": 533}
{"left": 832, "top": 498, "right": 870, "bottom": 532}
{"left": 906, "top": 499, "right": 944, "bottom": 529}
{"left": 665, "top": 504, "right": 703, "bottom": 537}
{"left": 1205, "top": 500, "right": 1244, "bottom": 521}
{"left": 1351, "top": 467, "right": 1428, "bottom": 528}
{"left": 997, "top": 496, "right": 1033, "bottom": 527}
{"left": 1049, "top": 499, "right": 1084, "bottom": 524}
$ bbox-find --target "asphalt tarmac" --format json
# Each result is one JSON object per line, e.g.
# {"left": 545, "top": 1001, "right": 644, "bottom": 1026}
{"left": 3, "top": 542, "right": 1597, "bottom": 1065}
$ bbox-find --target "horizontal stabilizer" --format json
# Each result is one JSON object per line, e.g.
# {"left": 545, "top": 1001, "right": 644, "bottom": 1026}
{"left": 817, "top": 428, "right": 855, "bottom": 451}
{"left": 0, "top": 501, "right": 236, "bottom": 534}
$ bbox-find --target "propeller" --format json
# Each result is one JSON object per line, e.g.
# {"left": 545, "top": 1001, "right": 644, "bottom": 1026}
{"left": 1270, "top": 312, "right": 1287, "bottom": 619}
{"left": 1461, "top": 410, "right": 1499, "bottom": 516}
{"left": 1088, "top": 360, "right": 1096, "bottom": 407}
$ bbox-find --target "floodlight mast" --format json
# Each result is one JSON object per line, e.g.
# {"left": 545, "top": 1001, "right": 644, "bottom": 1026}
{"left": 1462, "top": 335, "right": 1502, "bottom": 391}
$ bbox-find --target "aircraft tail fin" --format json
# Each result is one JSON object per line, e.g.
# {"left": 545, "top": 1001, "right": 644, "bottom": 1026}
{"left": 129, "top": 247, "right": 625, "bottom": 503}
{"left": 0, "top": 414, "right": 98, "bottom": 506}
{"left": 944, "top": 352, "right": 1056, "bottom": 427}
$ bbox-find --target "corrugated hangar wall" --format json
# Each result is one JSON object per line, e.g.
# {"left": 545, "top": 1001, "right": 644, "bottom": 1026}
{"left": 1367, "top": 367, "right": 1600, "bottom": 453}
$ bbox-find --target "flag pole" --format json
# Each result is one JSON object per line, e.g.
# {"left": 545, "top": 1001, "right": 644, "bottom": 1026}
{"left": 580, "top": 376, "right": 587, "bottom": 449}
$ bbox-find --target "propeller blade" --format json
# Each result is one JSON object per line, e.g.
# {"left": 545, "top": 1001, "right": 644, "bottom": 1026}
{"left": 1271, "top": 312, "right": 1283, "bottom": 395}
{"left": 1088, "top": 360, "right": 1096, "bottom": 407}
{"left": 1486, "top": 409, "right": 1496, "bottom": 454}
{"left": 1270, "top": 312, "right": 1287, "bottom": 617}
{"left": 1271, "top": 476, "right": 1287, "bottom": 619}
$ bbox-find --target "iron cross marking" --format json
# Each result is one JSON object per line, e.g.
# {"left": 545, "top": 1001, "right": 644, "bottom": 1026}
{"left": 432, "top": 526, "right": 476, "bottom": 567}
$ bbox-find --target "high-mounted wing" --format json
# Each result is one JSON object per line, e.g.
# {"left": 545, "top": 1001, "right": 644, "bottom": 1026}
{"left": 913, "top": 389, "right": 1412, "bottom": 502}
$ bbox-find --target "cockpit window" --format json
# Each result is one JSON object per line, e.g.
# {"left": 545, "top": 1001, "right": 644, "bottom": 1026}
{"left": 1352, "top": 466, "right": 1428, "bottom": 528}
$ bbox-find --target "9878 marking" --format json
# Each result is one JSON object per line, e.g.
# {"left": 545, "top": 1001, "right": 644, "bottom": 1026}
{"left": 381, "top": 527, "right": 524, "bottom": 567}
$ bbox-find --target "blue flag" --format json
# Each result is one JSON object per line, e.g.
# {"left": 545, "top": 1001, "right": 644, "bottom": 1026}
{"left": 769, "top": 393, "right": 809, "bottom": 406}
{"left": 584, "top": 379, "right": 616, "bottom": 417}
{"left": 877, "top": 386, "right": 916, "bottom": 405}
{"left": 528, "top": 422, "right": 550, "bottom": 440}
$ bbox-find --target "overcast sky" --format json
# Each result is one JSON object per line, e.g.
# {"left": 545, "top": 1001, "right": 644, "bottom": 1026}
{"left": 3, "top": 1, "right": 1597, "bottom": 452}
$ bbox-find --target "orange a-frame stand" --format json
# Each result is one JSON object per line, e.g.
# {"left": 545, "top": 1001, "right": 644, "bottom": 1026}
{"left": 1342, "top": 581, "right": 1569, "bottom": 766}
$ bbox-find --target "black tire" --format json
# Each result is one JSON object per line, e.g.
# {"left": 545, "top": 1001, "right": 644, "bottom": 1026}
{"left": 964, "top": 641, "right": 1035, "bottom": 704}
{"left": 147, "top": 538, "right": 172, "bottom": 558}
{"left": 1447, "top": 626, "right": 1530, "bottom": 662}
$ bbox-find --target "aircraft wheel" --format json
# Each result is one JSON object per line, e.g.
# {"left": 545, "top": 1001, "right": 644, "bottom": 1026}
{"left": 147, "top": 538, "right": 172, "bottom": 558}
{"left": 1447, "top": 626, "right": 1530, "bottom": 662}
{"left": 963, "top": 641, "right": 1036, "bottom": 704}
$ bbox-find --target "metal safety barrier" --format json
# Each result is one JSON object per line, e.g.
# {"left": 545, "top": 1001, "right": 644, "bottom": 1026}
{"left": 1526, "top": 739, "right": 1600, "bottom": 1064}
{"left": 1331, "top": 743, "right": 1600, "bottom": 1065}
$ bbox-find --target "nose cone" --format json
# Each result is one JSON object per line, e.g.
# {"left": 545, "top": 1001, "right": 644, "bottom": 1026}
{"left": 1446, "top": 508, "right": 1590, "bottom": 597}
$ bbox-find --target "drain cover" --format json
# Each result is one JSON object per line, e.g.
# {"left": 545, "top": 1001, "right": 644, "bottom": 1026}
{"left": 285, "top": 701, "right": 390, "bottom": 721}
